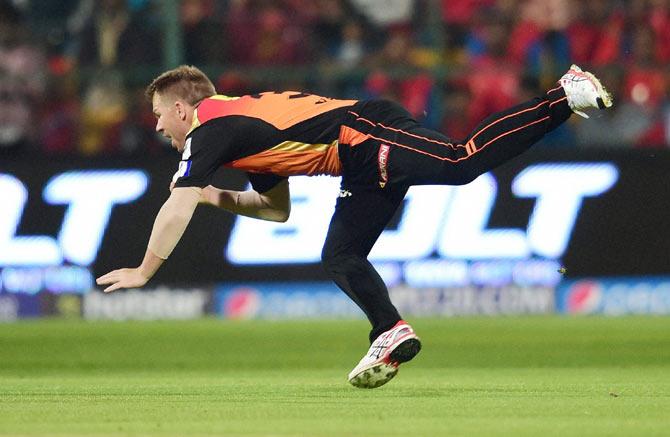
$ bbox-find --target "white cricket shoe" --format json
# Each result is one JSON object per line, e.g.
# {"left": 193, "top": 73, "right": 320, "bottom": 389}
{"left": 348, "top": 320, "right": 421, "bottom": 389}
{"left": 559, "top": 64, "right": 613, "bottom": 119}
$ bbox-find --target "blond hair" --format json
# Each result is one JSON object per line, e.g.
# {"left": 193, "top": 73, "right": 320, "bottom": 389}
{"left": 145, "top": 65, "right": 216, "bottom": 105}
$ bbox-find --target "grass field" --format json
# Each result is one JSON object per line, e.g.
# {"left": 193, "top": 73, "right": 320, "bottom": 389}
{"left": 1, "top": 316, "right": 669, "bottom": 436}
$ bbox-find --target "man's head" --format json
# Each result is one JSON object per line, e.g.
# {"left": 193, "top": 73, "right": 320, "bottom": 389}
{"left": 146, "top": 65, "right": 216, "bottom": 152}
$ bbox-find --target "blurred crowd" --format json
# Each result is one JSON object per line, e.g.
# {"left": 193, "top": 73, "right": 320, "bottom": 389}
{"left": 1, "top": 0, "right": 669, "bottom": 157}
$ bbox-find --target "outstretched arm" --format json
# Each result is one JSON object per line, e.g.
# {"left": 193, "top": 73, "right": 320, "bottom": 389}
{"left": 200, "top": 179, "right": 290, "bottom": 222}
{"left": 96, "top": 186, "right": 202, "bottom": 292}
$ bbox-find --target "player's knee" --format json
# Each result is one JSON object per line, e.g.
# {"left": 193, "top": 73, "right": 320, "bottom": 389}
{"left": 321, "top": 249, "right": 360, "bottom": 277}
{"left": 321, "top": 250, "right": 349, "bottom": 276}
{"left": 321, "top": 248, "right": 338, "bottom": 274}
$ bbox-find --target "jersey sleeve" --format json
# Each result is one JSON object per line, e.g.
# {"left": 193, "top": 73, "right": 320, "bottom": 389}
{"left": 173, "top": 122, "right": 232, "bottom": 188}
{"left": 246, "top": 172, "right": 288, "bottom": 193}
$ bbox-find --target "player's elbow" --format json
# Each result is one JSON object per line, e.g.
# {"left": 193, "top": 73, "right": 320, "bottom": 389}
{"left": 276, "top": 210, "right": 290, "bottom": 222}
{"left": 264, "top": 207, "right": 290, "bottom": 222}
{"left": 260, "top": 196, "right": 290, "bottom": 222}
{"left": 278, "top": 201, "right": 291, "bottom": 222}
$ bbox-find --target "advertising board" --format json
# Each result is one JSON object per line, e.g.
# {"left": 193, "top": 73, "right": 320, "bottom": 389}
{"left": 2, "top": 150, "right": 670, "bottom": 296}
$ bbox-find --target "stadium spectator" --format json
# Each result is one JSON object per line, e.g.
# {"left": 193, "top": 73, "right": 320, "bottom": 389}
{"left": 363, "top": 28, "right": 436, "bottom": 123}
{"left": 507, "top": 0, "right": 571, "bottom": 84}
{"left": 566, "top": 0, "right": 624, "bottom": 66}
{"left": 74, "top": 0, "right": 160, "bottom": 67}
{"left": 78, "top": 72, "right": 128, "bottom": 155}
{"left": 39, "top": 71, "right": 80, "bottom": 154}
{"left": 226, "top": 0, "right": 308, "bottom": 65}
{"left": 463, "top": 6, "right": 521, "bottom": 128}
{"left": 0, "top": 1, "right": 47, "bottom": 154}
{"left": 350, "top": 0, "right": 415, "bottom": 28}
{"left": 622, "top": 26, "right": 668, "bottom": 147}
{"left": 181, "top": 0, "right": 228, "bottom": 65}
{"left": 310, "top": 0, "right": 352, "bottom": 60}
{"left": 349, "top": 0, "right": 425, "bottom": 60}
{"left": 649, "top": 0, "right": 670, "bottom": 63}
{"left": 336, "top": 19, "right": 367, "bottom": 67}
{"left": 438, "top": 77, "right": 473, "bottom": 140}
{"left": 440, "top": 0, "right": 494, "bottom": 64}
{"left": 310, "top": 0, "right": 373, "bottom": 67}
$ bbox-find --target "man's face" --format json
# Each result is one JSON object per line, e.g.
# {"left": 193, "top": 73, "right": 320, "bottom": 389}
{"left": 152, "top": 92, "right": 192, "bottom": 153}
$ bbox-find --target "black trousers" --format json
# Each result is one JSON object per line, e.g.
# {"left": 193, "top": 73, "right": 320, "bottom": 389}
{"left": 322, "top": 85, "right": 572, "bottom": 343}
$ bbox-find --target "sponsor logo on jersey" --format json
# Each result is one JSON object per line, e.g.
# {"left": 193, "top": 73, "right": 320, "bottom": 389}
{"left": 378, "top": 144, "right": 390, "bottom": 188}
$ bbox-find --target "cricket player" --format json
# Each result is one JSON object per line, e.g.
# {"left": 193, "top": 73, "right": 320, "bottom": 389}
{"left": 97, "top": 64, "right": 612, "bottom": 388}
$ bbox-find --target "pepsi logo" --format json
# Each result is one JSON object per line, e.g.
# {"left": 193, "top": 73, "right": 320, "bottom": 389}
{"left": 566, "top": 281, "right": 602, "bottom": 314}
{"left": 224, "top": 287, "right": 260, "bottom": 319}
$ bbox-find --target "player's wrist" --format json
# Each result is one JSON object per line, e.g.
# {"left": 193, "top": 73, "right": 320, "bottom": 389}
{"left": 136, "top": 265, "right": 153, "bottom": 281}
{"left": 137, "top": 249, "right": 165, "bottom": 281}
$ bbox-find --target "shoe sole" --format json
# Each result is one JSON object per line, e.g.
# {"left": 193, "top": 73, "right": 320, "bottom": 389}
{"left": 390, "top": 337, "right": 422, "bottom": 363}
{"left": 348, "top": 337, "right": 422, "bottom": 389}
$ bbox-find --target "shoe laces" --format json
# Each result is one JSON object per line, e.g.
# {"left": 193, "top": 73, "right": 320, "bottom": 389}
{"left": 368, "top": 324, "right": 411, "bottom": 359}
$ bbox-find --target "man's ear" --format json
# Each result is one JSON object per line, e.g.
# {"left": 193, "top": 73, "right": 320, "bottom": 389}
{"left": 175, "top": 101, "right": 188, "bottom": 121}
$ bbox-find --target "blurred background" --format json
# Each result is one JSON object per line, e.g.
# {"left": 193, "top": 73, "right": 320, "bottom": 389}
{"left": 1, "top": 0, "right": 670, "bottom": 322}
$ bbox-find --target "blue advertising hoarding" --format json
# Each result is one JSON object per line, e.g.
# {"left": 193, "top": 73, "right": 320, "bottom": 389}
{"left": 557, "top": 277, "right": 670, "bottom": 315}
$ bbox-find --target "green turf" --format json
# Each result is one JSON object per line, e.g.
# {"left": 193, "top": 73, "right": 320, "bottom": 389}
{"left": 1, "top": 317, "right": 669, "bottom": 436}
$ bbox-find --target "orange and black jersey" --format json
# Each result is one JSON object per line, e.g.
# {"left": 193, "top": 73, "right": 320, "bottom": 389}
{"left": 173, "top": 92, "right": 358, "bottom": 192}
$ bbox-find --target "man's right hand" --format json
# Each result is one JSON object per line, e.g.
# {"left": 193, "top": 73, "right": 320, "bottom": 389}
{"left": 96, "top": 267, "right": 149, "bottom": 293}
